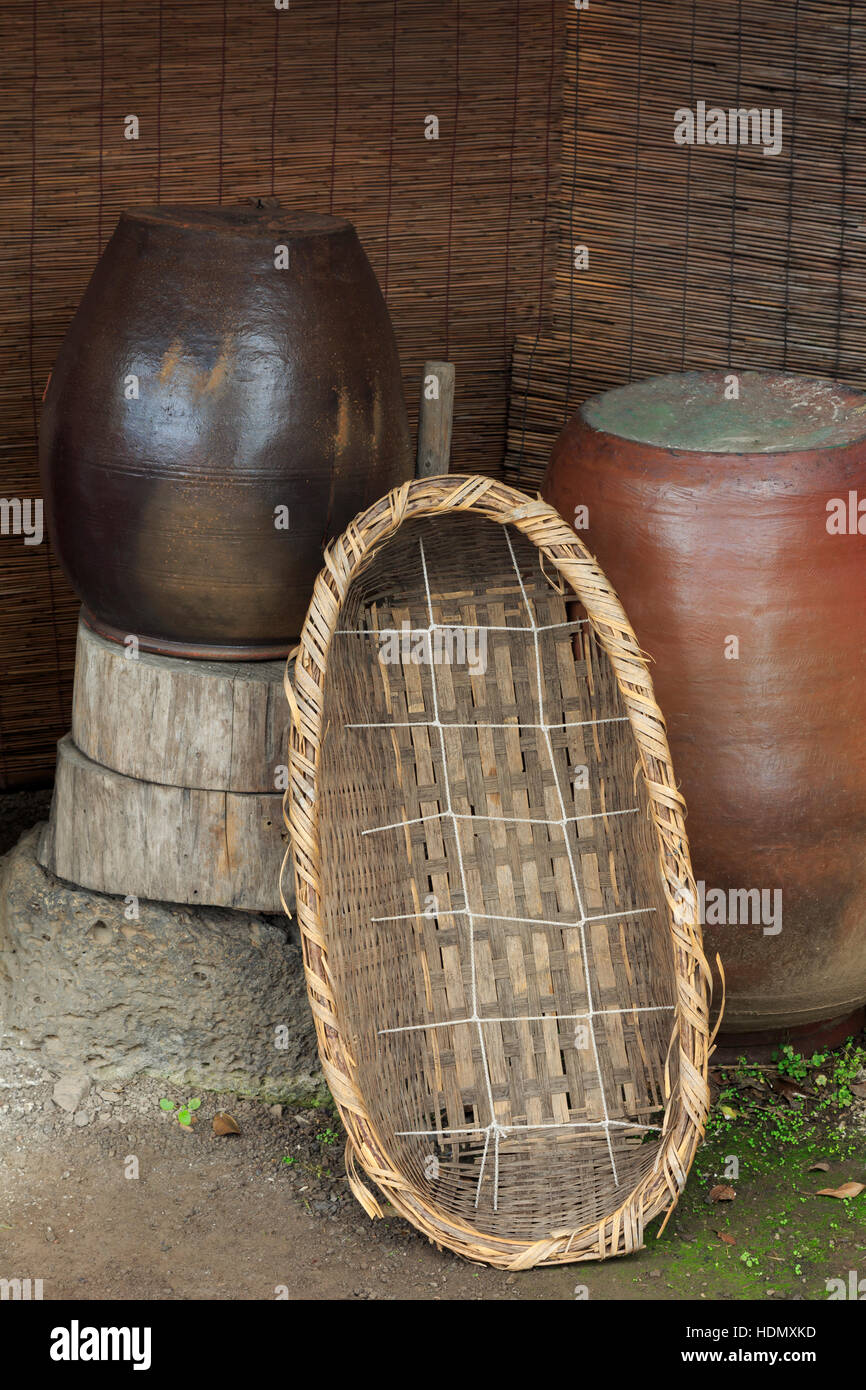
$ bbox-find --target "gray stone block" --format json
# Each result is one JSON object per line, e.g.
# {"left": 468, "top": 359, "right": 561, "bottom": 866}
{"left": 0, "top": 827, "right": 320, "bottom": 1102}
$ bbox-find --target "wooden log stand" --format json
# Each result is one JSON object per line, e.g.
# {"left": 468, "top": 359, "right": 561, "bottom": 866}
{"left": 39, "top": 618, "right": 290, "bottom": 912}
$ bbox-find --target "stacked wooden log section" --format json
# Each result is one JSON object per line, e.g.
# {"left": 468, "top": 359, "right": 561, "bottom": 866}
{"left": 38, "top": 617, "right": 290, "bottom": 913}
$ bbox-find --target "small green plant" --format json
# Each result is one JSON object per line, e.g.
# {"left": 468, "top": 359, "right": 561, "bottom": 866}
{"left": 704, "top": 1034, "right": 865, "bottom": 1164}
{"left": 281, "top": 1154, "right": 296, "bottom": 1166}
{"left": 159, "top": 1096, "right": 202, "bottom": 1127}
{"left": 827, "top": 1038, "right": 866, "bottom": 1107}
{"left": 317, "top": 1127, "right": 339, "bottom": 1146}
{"left": 303, "top": 1092, "right": 339, "bottom": 1114}
{"left": 775, "top": 1045, "right": 810, "bottom": 1082}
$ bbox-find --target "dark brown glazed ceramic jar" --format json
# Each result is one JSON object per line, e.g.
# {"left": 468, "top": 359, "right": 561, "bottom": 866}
{"left": 543, "top": 370, "right": 866, "bottom": 1041}
{"left": 40, "top": 205, "right": 411, "bottom": 658}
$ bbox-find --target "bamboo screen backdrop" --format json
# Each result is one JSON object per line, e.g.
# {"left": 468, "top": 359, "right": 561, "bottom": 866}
{"left": 1, "top": 0, "right": 865, "bottom": 787}
{"left": 0, "top": 0, "right": 561, "bottom": 787}
{"left": 507, "top": 0, "right": 866, "bottom": 487}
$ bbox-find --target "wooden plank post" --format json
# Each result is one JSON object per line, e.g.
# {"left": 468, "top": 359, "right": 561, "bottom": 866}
{"left": 416, "top": 360, "right": 455, "bottom": 478}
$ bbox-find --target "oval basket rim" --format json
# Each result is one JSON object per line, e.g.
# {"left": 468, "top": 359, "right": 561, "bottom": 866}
{"left": 283, "top": 473, "right": 714, "bottom": 1270}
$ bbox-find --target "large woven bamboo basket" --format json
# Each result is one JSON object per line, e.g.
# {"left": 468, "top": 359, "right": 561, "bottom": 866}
{"left": 283, "top": 475, "right": 713, "bottom": 1269}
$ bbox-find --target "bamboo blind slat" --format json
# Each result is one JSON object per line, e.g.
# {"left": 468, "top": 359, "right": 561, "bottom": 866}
{"left": 506, "top": 0, "right": 866, "bottom": 491}
{"left": 0, "top": 0, "right": 561, "bottom": 787}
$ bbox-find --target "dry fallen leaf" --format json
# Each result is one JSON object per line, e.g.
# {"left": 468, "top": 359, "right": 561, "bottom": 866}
{"left": 816, "top": 1182, "right": 864, "bottom": 1200}
{"left": 807, "top": 1160, "right": 831, "bottom": 1172}
{"left": 716, "top": 1231, "right": 737, "bottom": 1246}
{"left": 739, "top": 1077, "right": 767, "bottom": 1095}
{"left": 213, "top": 1111, "right": 241, "bottom": 1136}
{"left": 709, "top": 1184, "right": 737, "bottom": 1202}
{"left": 769, "top": 1076, "right": 804, "bottom": 1105}
{"left": 850, "top": 1082, "right": 866, "bottom": 1099}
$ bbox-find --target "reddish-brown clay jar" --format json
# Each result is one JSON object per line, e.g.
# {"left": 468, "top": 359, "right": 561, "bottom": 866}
{"left": 40, "top": 205, "right": 411, "bottom": 658}
{"left": 543, "top": 370, "right": 866, "bottom": 1040}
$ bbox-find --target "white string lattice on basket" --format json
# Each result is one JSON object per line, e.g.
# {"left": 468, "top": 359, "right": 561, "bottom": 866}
{"left": 288, "top": 475, "right": 713, "bottom": 1269}
{"left": 340, "top": 527, "right": 674, "bottom": 1214}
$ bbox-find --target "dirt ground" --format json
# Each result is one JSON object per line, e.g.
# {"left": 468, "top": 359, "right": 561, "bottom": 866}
{"left": 1, "top": 793, "right": 864, "bottom": 1302}
{"left": 1, "top": 1045, "right": 864, "bottom": 1302}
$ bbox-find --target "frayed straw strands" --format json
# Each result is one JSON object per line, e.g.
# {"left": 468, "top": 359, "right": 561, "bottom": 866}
{"left": 283, "top": 474, "right": 714, "bottom": 1268}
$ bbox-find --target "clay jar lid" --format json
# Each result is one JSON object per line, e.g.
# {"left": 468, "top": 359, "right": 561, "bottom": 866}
{"left": 580, "top": 369, "right": 866, "bottom": 457}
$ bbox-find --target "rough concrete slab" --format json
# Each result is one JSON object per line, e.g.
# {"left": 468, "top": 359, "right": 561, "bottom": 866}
{"left": 0, "top": 827, "right": 319, "bottom": 1102}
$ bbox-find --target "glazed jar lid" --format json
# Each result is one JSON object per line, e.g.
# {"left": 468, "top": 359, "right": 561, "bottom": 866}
{"left": 582, "top": 369, "right": 866, "bottom": 454}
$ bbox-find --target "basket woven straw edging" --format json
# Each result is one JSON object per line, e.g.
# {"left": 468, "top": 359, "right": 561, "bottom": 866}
{"left": 282, "top": 473, "right": 713, "bottom": 1270}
